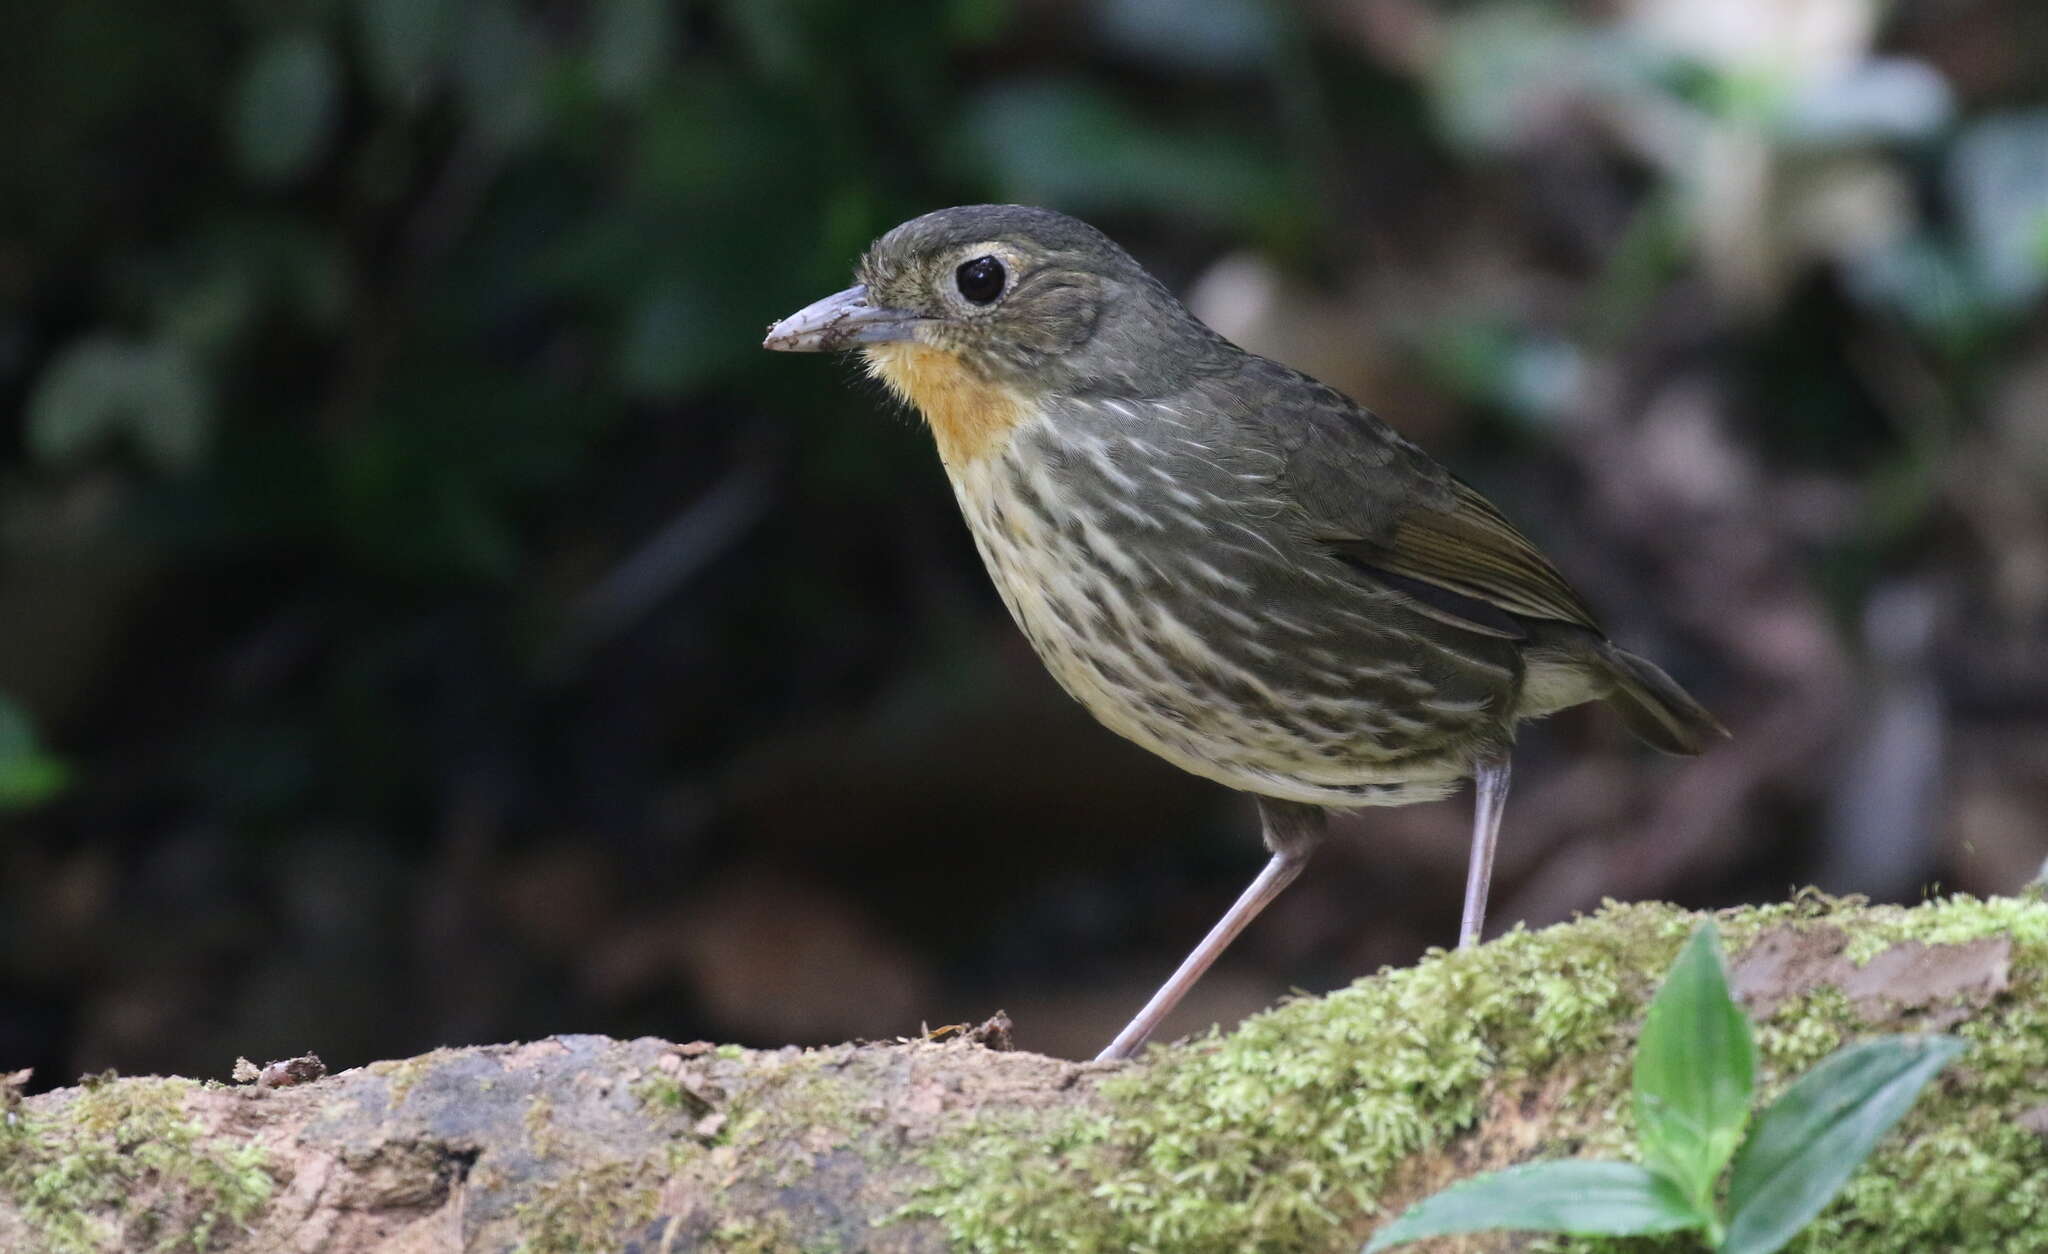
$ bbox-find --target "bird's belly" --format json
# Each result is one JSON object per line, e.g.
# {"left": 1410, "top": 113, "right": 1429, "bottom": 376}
{"left": 948, "top": 439, "right": 1499, "bottom": 807}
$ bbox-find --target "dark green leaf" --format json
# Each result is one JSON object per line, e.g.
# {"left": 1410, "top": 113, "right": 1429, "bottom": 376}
{"left": 956, "top": 79, "right": 1292, "bottom": 232}
{"left": 356, "top": 0, "right": 451, "bottom": 109}
{"left": 27, "top": 335, "right": 212, "bottom": 473}
{"left": 454, "top": 0, "right": 547, "bottom": 150}
{"left": 1093, "top": 0, "right": 1280, "bottom": 73}
{"left": 0, "top": 696, "right": 70, "bottom": 810}
{"left": 1722, "top": 1035, "right": 1967, "bottom": 1254}
{"left": 1364, "top": 1161, "right": 1708, "bottom": 1252}
{"left": 946, "top": 0, "right": 1012, "bottom": 44}
{"left": 1634, "top": 921, "right": 1755, "bottom": 1205}
{"left": 0, "top": 699, "right": 37, "bottom": 762}
{"left": 593, "top": 0, "right": 672, "bottom": 102}
{"left": 231, "top": 32, "right": 341, "bottom": 185}
{"left": 0, "top": 756, "right": 71, "bottom": 809}
{"left": 619, "top": 283, "right": 725, "bottom": 399}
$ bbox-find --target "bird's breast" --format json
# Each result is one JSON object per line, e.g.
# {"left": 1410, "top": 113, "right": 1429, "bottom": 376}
{"left": 941, "top": 418, "right": 1492, "bottom": 806}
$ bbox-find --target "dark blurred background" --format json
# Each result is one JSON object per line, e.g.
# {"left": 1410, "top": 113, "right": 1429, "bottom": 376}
{"left": 4, "top": 0, "right": 2046, "bottom": 1089}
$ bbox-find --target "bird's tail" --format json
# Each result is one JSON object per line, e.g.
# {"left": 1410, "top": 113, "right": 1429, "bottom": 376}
{"left": 1601, "top": 645, "right": 1728, "bottom": 756}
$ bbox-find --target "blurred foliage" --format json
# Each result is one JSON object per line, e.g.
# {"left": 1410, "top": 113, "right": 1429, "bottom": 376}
{"left": 0, "top": 697, "right": 69, "bottom": 810}
{"left": 2, "top": 0, "right": 2045, "bottom": 1086}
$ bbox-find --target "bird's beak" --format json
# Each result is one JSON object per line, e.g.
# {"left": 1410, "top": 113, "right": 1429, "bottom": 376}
{"left": 762, "top": 284, "right": 921, "bottom": 352}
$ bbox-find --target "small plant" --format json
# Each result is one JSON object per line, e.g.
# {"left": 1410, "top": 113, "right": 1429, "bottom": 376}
{"left": 1367, "top": 921, "right": 1965, "bottom": 1254}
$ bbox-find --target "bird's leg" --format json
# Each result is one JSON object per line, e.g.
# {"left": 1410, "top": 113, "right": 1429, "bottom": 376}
{"left": 1096, "top": 799, "right": 1328, "bottom": 1061}
{"left": 1458, "top": 757, "right": 1512, "bottom": 948}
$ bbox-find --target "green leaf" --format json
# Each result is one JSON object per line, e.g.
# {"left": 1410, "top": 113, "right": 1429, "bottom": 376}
{"left": 1634, "top": 921, "right": 1755, "bottom": 1207}
{"left": 231, "top": 32, "right": 342, "bottom": 185}
{"left": 0, "top": 696, "right": 70, "bottom": 810}
{"left": 0, "top": 754, "right": 71, "bottom": 809}
{"left": 1721, "top": 1035, "right": 1967, "bottom": 1254}
{"left": 453, "top": 0, "right": 547, "bottom": 151}
{"left": 1427, "top": 5, "right": 1604, "bottom": 155}
{"left": 593, "top": 0, "right": 672, "bottom": 102}
{"left": 618, "top": 282, "right": 730, "bottom": 400}
{"left": 356, "top": 0, "right": 451, "bottom": 109}
{"left": 956, "top": 79, "right": 1292, "bottom": 233}
{"left": 1778, "top": 57, "right": 1952, "bottom": 148}
{"left": 1950, "top": 110, "right": 2048, "bottom": 310}
{"left": 1364, "top": 1161, "right": 1708, "bottom": 1252}
{"left": 27, "top": 334, "right": 213, "bottom": 473}
{"left": 1093, "top": 0, "right": 1280, "bottom": 73}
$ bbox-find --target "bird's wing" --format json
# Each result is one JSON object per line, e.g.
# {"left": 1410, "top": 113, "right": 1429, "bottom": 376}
{"left": 1225, "top": 360, "right": 1602, "bottom": 639}
{"left": 1329, "top": 475, "right": 1603, "bottom": 634}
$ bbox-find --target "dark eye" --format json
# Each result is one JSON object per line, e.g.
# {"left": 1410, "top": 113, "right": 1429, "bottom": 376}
{"left": 955, "top": 256, "right": 1005, "bottom": 304}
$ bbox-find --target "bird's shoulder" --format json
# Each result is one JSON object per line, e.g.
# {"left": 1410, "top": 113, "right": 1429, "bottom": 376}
{"left": 1180, "top": 352, "right": 1455, "bottom": 527}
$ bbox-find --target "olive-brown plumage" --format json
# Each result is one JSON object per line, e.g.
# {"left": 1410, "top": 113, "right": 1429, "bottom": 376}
{"left": 766, "top": 204, "right": 1725, "bottom": 1059}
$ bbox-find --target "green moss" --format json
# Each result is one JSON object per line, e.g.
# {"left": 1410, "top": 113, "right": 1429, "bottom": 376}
{"left": 709, "top": 1213, "right": 804, "bottom": 1253}
{"left": 689, "top": 1045, "right": 874, "bottom": 1187}
{"left": 634, "top": 1070, "right": 711, "bottom": 1118}
{"left": 524, "top": 1094, "right": 563, "bottom": 1160}
{"left": 522, "top": 1049, "right": 874, "bottom": 1251}
{"left": 1751, "top": 985, "right": 1854, "bottom": 1076}
{"left": 706, "top": 1212, "right": 866, "bottom": 1254}
{"left": 0, "top": 1076, "right": 274, "bottom": 1253}
{"left": 1840, "top": 893, "right": 2048, "bottom": 961}
{"left": 903, "top": 896, "right": 2048, "bottom": 1254}
{"left": 513, "top": 1160, "right": 659, "bottom": 1254}
{"left": 366, "top": 1052, "right": 436, "bottom": 1107}
{"left": 1784, "top": 900, "right": 2048, "bottom": 1251}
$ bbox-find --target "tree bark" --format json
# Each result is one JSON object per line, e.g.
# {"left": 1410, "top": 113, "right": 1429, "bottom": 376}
{"left": 2, "top": 896, "right": 2042, "bottom": 1253}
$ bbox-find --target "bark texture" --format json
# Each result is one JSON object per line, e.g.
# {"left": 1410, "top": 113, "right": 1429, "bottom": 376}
{"left": 3, "top": 895, "right": 2044, "bottom": 1253}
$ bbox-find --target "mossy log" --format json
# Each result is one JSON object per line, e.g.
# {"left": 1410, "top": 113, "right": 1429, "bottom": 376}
{"left": 3, "top": 896, "right": 2044, "bottom": 1253}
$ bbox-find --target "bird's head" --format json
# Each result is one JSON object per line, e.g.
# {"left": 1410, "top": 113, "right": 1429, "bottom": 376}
{"left": 764, "top": 205, "right": 1223, "bottom": 465}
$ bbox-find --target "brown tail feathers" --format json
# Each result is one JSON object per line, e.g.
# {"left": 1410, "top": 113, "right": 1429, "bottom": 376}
{"left": 1602, "top": 645, "right": 1728, "bottom": 756}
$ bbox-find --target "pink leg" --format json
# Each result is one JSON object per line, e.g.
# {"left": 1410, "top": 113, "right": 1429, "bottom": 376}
{"left": 1458, "top": 758, "right": 1512, "bottom": 948}
{"left": 1097, "top": 800, "right": 1327, "bottom": 1061}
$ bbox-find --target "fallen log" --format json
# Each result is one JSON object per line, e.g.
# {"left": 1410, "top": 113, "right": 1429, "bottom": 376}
{"left": 2, "top": 895, "right": 2042, "bottom": 1253}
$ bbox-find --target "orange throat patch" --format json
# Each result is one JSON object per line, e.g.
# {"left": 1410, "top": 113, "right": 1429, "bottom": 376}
{"left": 862, "top": 343, "right": 1031, "bottom": 470}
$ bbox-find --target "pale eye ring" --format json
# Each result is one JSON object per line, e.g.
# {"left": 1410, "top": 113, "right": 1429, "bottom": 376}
{"left": 955, "top": 256, "right": 1005, "bottom": 304}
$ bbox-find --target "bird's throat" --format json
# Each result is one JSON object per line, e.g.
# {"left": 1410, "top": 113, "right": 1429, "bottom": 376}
{"left": 862, "top": 343, "right": 1030, "bottom": 470}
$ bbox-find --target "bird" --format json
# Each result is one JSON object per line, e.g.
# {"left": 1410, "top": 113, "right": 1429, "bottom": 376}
{"left": 763, "top": 205, "right": 1725, "bottom": 1061}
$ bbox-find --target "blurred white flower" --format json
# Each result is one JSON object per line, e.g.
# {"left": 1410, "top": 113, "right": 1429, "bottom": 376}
{"left": 1425, "top": 0, "right": 1953, "bottom": 315}
{"left": 1628, "top": 0, "right": 1875, "bottom": 82}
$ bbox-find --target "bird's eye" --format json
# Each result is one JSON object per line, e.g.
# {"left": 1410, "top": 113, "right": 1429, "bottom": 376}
{"left": 955, "top": 256, "right": 1006, "bottom": 305}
